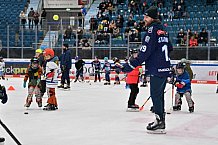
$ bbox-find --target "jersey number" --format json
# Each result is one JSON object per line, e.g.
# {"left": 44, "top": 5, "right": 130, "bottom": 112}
{"left": 162, "top": 45, "right": 170, "bottom": 61}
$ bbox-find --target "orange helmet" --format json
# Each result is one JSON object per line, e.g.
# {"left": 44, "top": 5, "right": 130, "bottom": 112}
{"left": 43, "top": 48, "right": 54, "bottom": 58}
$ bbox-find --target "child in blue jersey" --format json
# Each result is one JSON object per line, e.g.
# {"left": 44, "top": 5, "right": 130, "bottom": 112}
{"left": 173, "top": 62, "right": 194, "bottom": 113}
{"left": 102, "top": 57, "right": 111, "bottom": 85}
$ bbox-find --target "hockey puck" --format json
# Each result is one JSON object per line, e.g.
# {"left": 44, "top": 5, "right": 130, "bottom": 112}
{"left": 166, "top": 112, "right": 171, "bottom": 114}
{"left": 24, "top": 112, "right": 29, "bottom": 114}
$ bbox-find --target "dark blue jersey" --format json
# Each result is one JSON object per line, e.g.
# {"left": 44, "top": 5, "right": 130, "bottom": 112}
{"left": 176, "top": 70, "right": 191, "bottom": 93}
{"left": 91, "top": 60, "right": 101, "bottom": 70}
{"left": 131, "top": 21, "right": 173, "bottom": 77}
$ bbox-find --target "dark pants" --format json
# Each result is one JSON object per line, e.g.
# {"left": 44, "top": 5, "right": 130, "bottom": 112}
{"left": 61, "top": 69, "right": 70, "bottom": 85}
{"left": 76, "top": 69, "right": 83, "bottom": 79}
{"left": 128, "top": 84, "right": 139, "bottom": 105}
{"left": 150, "top": 75, "right": 167, "bottom": 120}
{"left": 94, "top": 70, "right": 101, "bottom": 82}
{"left": 105, "top": 71, "right": 110, "bottom": 82}
{"left": 40, "top": 80, "right": 46, "bottom": 97}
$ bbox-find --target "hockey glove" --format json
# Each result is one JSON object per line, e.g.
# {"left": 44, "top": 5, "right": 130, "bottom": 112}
{"left": 23, "top": 81, "right": 27, "bottom": 88}
{"left": 176, "top": 83, "right": 184, "bottom": 88}
{"left": 139, "top": 68, "right": 143, "bottom": 74}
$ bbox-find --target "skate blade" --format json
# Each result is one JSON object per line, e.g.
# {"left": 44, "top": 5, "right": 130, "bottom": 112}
{"left": 126, "top": 108, "right": 139, "bottom": 112}
{"left": 147, "top": 129, "right": 166, "bottom": 134}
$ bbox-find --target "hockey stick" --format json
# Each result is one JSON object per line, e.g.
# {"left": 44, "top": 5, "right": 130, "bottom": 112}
{"left": 0, "top": 119, "right": 22, "bottom": 145}
{"left": 139, "top": 86, "right": 171, "bottom": 111}
{"left": 139, "top": 96, "right": 151, "bottom": 111}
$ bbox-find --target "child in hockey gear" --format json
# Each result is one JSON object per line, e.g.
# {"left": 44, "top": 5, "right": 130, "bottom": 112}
{"left": 173, "top": 62, "right": 194, "bottom": 113}
{"left": 43, "top": 48, "right": 59, "bottom": 110}
{"left": 0, "top": 57, "right": 5, "bottom": 80}
{"left": 59, "top": 44, "right": 72, "bottom": 89}
{"left": 91, "top": 56, "right": 101, "bottom": 82}
{"left": 0, "top": 84, "right": 8, "bottom": 104}
{"left": 23, "top": 57, "right": 43, "bottom": 108}
{"left": 123, "top": 49, "right": 142, "bottom": 111}
{"left": 74, "top": 56, "right": 85, "bottom": 82}
{"left": 102, "top": 57, "right": 111, "bottom": 85}
{"left": 35, "top": 49, "right": 46, "bottom": 97}
{"left": 112, "top": 57, "right": 122, "bottom": 84}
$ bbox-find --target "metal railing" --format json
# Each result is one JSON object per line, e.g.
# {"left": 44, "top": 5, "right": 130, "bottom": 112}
{"left": 0, "top": 24, "right": 217, "bottom": 60}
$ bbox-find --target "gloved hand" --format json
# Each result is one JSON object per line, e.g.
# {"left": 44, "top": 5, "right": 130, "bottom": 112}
{"left": 176, "top": 83, "right": 184, "bottom": 88}
{"left": 36, "top": 79, "right": 41, "bottom": 86}
{"left": 23, "top": 81, "right": 27, "bottom": 88}
{"left": 62, "top": 65, "right": 66, "bottom": 71}
{"left": 139, "top": 68, "right": 143, "bottom": 74}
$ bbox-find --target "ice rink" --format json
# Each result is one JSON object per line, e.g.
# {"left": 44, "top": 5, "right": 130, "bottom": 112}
{"left": 0, "top": 78, "right": 218, "bottom": 145}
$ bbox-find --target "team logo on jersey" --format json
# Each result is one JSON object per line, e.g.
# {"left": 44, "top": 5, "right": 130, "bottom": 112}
{"left": 148, "top": 27, "right": 153, "bottom": 33}
{"left": 144, "top": 36, "right": 150, "bottom": 43}
{"left": 157, "top": 30, "right": 166, "bottom": 35}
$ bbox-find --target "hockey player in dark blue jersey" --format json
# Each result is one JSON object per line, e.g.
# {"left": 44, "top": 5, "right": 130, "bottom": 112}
{"left": 123, "top": 6, "right": 173, "bottom": 134}
{"left": 91, "top": 56, "right": 101, "bottom": 82}
{"left": 173, "top": 62, "right": 194, "bottom": 113}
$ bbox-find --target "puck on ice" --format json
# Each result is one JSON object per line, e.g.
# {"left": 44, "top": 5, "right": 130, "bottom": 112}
{"left": 24, "top": 112, "right": 28, "bottom": 114}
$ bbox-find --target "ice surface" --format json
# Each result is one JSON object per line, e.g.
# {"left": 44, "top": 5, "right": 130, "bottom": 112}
{"left": 0, "top": 78, "right": 218, "bottom": 145}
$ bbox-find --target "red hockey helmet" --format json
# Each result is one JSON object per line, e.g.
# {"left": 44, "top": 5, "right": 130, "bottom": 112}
{"left": 43, "top": 48, "right": 54, "bottom": 58}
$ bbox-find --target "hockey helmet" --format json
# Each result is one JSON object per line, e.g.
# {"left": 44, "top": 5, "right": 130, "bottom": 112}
{"left": 30, "top": 57, "right": 39, "bottom": 69}
{"left": 176, "top": 62, "right": 186, "bottom": 69}
{"left": 130, "top": 48, "right": 138, "bottom": 54}
{"left": 43, "top": 48, "right": 54, "bottom": 58}
{"left": 35, "top": 49, "right": 43, "bottom": 54}
{"left": 112, "top": 57, "right": 119, "bottom": 63}
{"left": 75, "top": 56, "right": 80, "bottom": 61}
{"left": 104, "top": 57, "right": 108, "bottom": 61}
{"left": 180, "top": 58, "right": 191, "bottom": 64}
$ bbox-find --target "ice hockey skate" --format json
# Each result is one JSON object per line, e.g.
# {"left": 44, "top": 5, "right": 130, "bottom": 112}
{"left": 43, "top": 104, "right": 58, "bottom": 111}
{"left": 173, "top": 105, "right": 181, "bottom": 111}
{"left": 147, "top": 114, "right": 166, "bottom": 134}
{"left": 189, "top": 106, "right": 194, "bottom": 113}
{"left": 126, "top": 104, "right": 139, "bottom": 112}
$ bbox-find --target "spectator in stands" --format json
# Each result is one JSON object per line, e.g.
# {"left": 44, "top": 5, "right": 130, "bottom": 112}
{"left": 139, "top": 19, "right": 146, "bottom": 32}
{"left": 107, "top": 2, "right": 113, "bottom": 16}
{"left": 179, "top": 0, "right": 186, "bottom": 11}
{"left": 157, "top": 11, "right": 162, "bottom": 21}
{"left": 141, "top": 1, "right": 149, "bottom": 14}
{"left": 78, "top": 5, "right": 87, "bottom": 28}
{"left": 187, "top": 29, "right": 193, "bottom": 39}
{"left": 28, "top": 7, "right": 35, "bottom": 29}
{"left": 127, "top": 16, "right": 135, "bottom": 27}
{"left": 112, "top": 25, "right": 120, "bottom": 38}
{"left": 33, "top": 11, "right": 40, "bottom": 29}
{"left": 20, "top": 11, "right": 26, "bottom": 29}
{"left": 174, "top": 5, "right": 183, "bottom": 19}
{"left": 109, "top": 20, "right": 116, "bottom": 29}
{"left": 129, "top": 28, "right": 140, "bottom": 42}
{"left": 98, "top": 0, "right": 106, "bottom": 12}
{"left": 129, "top": 1, "right": 139, "bottom": 15}
{"left": 89, "top": 16, "right": 98, "bottom": 32}
{"left": 198, "top": 28, "right": 208, "bottom": 45}
{"left": 172, "top": 0, "right": 178, "bottom": 11}
{"left": 177, "top": 29, "right": 186, "bottom": 45}
{"left": 116, "top": 19, "right": 123, "bottom": 29}
{"left": 40, "top": 8, "right": 47, "bottom": 30}
{"left": 117, "top": 14, "right": 124, "bottom": 25}
{"left": 193, "top": 31, "right": 199, "bottom": 41}
{"left": 102, "top": 32, "right": 110, "bottom": 44}
{"left": 189, "top": 36, "right": 198, "bottom": 47}
{"left": 64, "top": 26, "right": 73, "bottom": 41}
